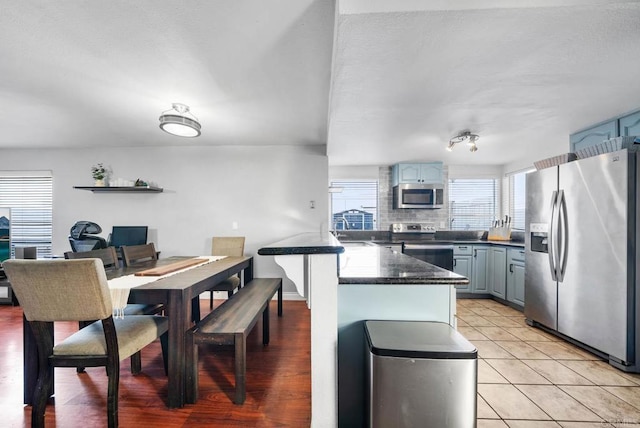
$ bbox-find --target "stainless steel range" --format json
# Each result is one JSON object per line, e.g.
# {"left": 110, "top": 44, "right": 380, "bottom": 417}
{"left": 390, "top": 223, "right": 453, "bottom": 271}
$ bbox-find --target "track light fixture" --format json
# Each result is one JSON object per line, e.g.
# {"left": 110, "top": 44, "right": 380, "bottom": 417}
{"left": 447, "top": 131, "right": 479, "bottom": 152}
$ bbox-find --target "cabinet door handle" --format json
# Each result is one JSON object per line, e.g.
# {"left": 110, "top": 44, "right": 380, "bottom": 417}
{"left": 474, "top": 249, "right": 477, "bottom": 257}
{"left": 509, "top": 263, "right": 514, "bottom": 273}
{"left": 453, "top": 259, "right": 457, "bottom": 267}
{"left": 458, "top": 246, "right": 468, "bottom": 250}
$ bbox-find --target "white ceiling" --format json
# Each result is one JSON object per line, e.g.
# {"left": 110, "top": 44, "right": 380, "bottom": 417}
{"left": 2, "top": 1, "right": 640, "bottom": 168}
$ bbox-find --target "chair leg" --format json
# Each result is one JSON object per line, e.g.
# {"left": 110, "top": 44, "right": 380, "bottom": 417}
{"left": 130, "top": 352, "right": 142, "bottom": 375}
{"left": 234, "top": 333, "right": 247, "bottom": 404}
{"left": 77, "top": 320, "right": 93, "bottom": 373}
{"left": 106, "top": 358, "right": 120, "bottom": 428}
{"left": 209, "top": 290, "right": 214, "bottom": 309}
{"left": 31, "top": 322, "right": 53, "bottom": 428}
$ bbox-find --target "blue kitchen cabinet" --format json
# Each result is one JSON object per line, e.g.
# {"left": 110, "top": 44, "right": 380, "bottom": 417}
{"left": 489, "top": 247, "right": 506, "bottom": 299}
{"left": 471, "top": 245, "right": 489, "bottom": 293}
{"left": 392, "top": 162, "right": 443, "bottom": 186}
{"left": 619, "top": 110, "right": 640, "bottom": 137}
{"left": 453, "top": 244, "right": 473, "bottom": 293}
{"left": 507, "top": 248, "right": 525, "bottom": 307}
{"left": 570, "top": 120, "right": 618, "bottom": 152}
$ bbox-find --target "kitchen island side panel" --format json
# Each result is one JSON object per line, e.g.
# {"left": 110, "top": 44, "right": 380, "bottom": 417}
{"left": 337, "top": 283, "right": 453, "bottom": 428}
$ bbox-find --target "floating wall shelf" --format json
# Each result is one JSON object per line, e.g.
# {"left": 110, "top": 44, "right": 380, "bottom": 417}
{"left": 73, "top": 186, "right": 163, "bottom": 193}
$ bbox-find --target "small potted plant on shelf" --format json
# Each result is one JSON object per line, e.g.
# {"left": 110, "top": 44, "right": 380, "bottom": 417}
{"left": 91, "top": 163, "right": 107, "bottom": 187}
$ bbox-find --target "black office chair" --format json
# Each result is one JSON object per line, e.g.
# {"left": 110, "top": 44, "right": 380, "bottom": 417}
{"left": 68, "top": 221, "right": 108, "bottom": 252}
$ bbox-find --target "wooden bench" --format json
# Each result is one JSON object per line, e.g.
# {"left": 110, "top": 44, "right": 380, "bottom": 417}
{"left": 185, "top": 277, "right": 283, "bottom": 404}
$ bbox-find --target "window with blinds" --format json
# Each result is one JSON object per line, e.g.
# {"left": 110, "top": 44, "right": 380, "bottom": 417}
{"left": 330, "top": 180, "right": 378, "bottom": 230}
{"left": 0, "top": 174, "right": 53, "bottom": 258}
{"left": 448, "top": 178, "right": 499, "bottom": 230}
{"left": 508, "top": 171, "right": 527, "bottom": 231}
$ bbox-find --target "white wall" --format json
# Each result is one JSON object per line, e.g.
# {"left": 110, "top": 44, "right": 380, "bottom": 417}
{"left": 1, "top": 144, "right": 329, "bottom": 297}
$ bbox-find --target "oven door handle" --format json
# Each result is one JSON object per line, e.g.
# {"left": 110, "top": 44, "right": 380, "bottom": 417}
{"left": 403, "top": 244, "right": 454, "bottom": 250}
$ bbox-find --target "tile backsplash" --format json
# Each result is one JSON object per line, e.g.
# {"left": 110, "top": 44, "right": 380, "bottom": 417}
{"left": 377, "top": 165, "right": 450, "bottom": 231}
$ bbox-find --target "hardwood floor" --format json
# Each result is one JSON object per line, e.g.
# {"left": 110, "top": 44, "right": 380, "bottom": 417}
{"left": 0, "top": 298, "right": 311, "bottom": 428}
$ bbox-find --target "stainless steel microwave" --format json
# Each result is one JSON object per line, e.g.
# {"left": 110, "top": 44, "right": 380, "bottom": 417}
{"left": 393, "top": 183, "right": 444, "bottom": 209}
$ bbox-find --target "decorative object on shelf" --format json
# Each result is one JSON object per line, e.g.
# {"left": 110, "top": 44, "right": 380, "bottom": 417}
{"left": 135, "top": 179, "right": 148, "bottom": 187}
{"left": 159, "top": 103, "right": 201, "bottom": 137}
{"left": 447, "top": 131, "right": 479, "bottom": 152}
{"left": 73, "top": 186, "right": 163, "bottom": 193}
{"left": 91, "top": 163, "right": 107, "bottom": 186}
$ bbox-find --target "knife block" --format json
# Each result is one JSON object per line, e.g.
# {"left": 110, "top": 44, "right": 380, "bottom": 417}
{"left": 488, "top": 227, "right": 511, "bottom": 241}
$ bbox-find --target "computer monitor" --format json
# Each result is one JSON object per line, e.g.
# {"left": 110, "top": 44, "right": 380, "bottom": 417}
{"left": 0, "top": 208, "right": 10, "bottom": 265}
{"left": 109, "top": 226, "right": 148, "bottom": 248}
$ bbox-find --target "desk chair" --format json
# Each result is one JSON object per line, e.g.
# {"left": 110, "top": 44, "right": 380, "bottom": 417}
{"left": 121, "top": 243, "right": 157, "bottom": 267}
{"left": 3, "top": 259, "right": 168, "bottom": 428}
{"left": 209, "top": 237, "right": 245, "bottom": 308}
{"left": 64, "top": 248, "right": 165, "bottom": 371}
{"left": 68, "top": 221, "right": 108, "bottom": 252}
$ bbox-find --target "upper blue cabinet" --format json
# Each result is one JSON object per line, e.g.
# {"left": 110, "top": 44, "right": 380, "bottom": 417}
{"left": 392, "top": 162, "right": 443, "bottom": 186}
{"left": 570, "top": 109, "right": 640, "bottom": 152}
{"left": 569, "top": 120, "right": 618, "bottom": 152}
{"left": 619, "top": 110, "right": 640, "bottom": 137}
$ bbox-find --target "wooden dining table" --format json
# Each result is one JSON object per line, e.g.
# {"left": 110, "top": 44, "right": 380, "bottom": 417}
{"left": 22, "top": 255, "right": 254, "bottom": 409}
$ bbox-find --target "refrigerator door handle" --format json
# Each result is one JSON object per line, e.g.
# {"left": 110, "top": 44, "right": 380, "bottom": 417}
{"left": 548, "top": 190, "right": 558, "bottom": 281}
{"left": 557, "top": 190, "right": 568, "bottom": 282}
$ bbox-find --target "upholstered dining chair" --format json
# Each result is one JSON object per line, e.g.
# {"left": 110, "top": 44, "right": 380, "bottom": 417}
{"left": 64, "top": 247, "right": 163, "bottom": 315}
{"left": 121, "top": 243, "right": 157, "bottom": 267}
{"left": 2, "top": 258, "right": 168, "bottom": 428}
{"left": 209, "top": 236, "right": 245, "bottom": 308}
{"left": 64, "top": 247, "right": 165, "bottom": 373}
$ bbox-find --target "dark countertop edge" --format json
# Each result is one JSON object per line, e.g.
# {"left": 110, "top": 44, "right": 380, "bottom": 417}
{"left": 342, "top": 239, "right": 525, "bottom": 248}
{"left": 258, "top": 232, "right": 345, "bottom": 256}
{"left": 339, "top": 277, "right": 470, "bottom": 285}
{"left": 258, "top": 246, "right": 344, "bottom": 256}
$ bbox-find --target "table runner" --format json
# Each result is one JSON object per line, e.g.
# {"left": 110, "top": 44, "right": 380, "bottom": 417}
{"left": 108, "top": 256, "right": 226, "bottom": 318}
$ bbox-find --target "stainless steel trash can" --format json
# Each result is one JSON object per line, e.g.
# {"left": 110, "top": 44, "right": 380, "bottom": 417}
{"left": 365, "top": 320, "right": 478, "bottom": 428}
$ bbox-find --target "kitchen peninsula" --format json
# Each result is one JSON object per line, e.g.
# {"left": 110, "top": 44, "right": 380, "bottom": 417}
{"left": 258, "top": 233, "right": 468, "bottom": 428}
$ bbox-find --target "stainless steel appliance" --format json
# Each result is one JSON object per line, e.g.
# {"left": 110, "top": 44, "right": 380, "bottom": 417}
{"left": 525, "top": 148, "right": 640, "bottom": 372}
{"left": 390, "top": 223, "right": 454, "bottom": 270}
{"left": 393, "top": 183, "right": 444, "bottom": 209}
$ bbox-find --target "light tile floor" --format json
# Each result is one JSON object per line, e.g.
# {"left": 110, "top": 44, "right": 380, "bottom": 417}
{"left": 457, "top": 298, "right": 640, "bottom": 427}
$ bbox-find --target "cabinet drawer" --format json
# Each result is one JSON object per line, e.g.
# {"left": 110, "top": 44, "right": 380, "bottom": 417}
{"left": 453, "top": 244, "right": 473, "bottom": 256}
{"left": 508, "top": 248, "right": 526, "bottom": 262}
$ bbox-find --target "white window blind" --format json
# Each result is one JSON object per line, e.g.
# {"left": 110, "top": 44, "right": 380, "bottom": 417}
{"left": 330, "top": 180, "right": 378, "bottom": 230}
{"left": 509, "top": 172, "right": 527, "bottom": 231}
{"left": 448, "top": 178, "right": 498, "bottom": 230}
{"left": 0, "top": 174, "right": 53, "bottom": 258}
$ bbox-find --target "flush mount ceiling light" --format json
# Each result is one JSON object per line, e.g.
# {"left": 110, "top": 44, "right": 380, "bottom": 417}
{"left": 159, "top": 103, "right": 201, "bottom": 137}
{"left": 447, "top": 131, "right": 479, "bottom": 152}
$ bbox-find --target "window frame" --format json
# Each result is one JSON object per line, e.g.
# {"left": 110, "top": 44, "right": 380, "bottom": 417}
{"left": 0, "top": 171, "right": 53, "bottom": 258}
{"left": 330, "top": 180, "right": 378, "bottom": 231}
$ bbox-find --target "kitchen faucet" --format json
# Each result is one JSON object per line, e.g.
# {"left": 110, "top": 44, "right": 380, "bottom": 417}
{"left": 334, "top": 217, "right": 349, "bottom": 231}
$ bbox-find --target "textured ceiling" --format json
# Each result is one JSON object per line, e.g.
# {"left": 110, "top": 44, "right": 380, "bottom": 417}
{"left": 1, "top": 1, "right": 640, "bottom": 168}
{"left": 0, "top": 1, "right": 334, "bottom": 149}
{"left": 328, "top": 0, "right": 640, "bottom": 167}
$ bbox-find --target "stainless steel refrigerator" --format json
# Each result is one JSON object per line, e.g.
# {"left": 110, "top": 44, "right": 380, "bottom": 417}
{"left": 525, "top": 148, "right": 639, "bottom": 372}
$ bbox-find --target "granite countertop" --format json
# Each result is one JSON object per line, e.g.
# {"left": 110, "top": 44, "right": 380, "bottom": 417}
{"left": 334, "top": 229, "right": 525, "bottom": 248}
{"left": 257, "top": 232, "right": 345, "bottom": 256}
{"left": 338, "top": 243, "right": 469, "bottom": 285}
